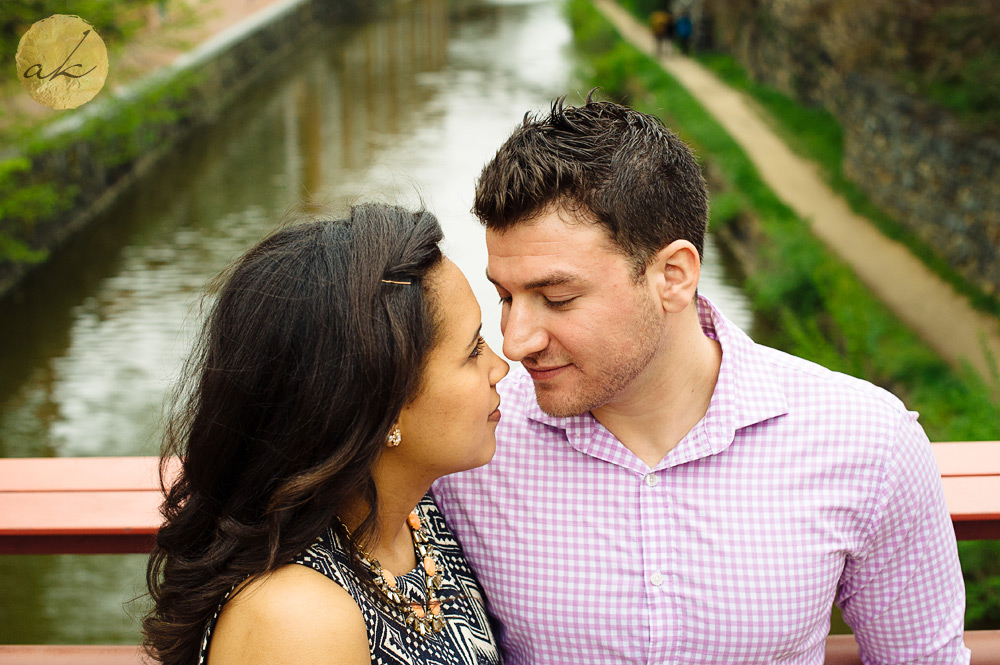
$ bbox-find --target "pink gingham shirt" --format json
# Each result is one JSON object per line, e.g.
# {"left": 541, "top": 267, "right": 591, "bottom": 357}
{"left": 433, "top": 296, "right": 969, "bottom": 664}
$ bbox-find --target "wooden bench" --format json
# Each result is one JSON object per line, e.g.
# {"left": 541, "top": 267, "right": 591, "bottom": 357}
{"left": 0, "top": 457, "right": 179, "bottom": 555}
{"left": 0, "top": 443, "right": 998, "bottom": 663}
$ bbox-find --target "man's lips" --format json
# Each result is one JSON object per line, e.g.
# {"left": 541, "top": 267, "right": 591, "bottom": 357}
{"left": 524, "top": 364, "right": 570, "bottom": 381}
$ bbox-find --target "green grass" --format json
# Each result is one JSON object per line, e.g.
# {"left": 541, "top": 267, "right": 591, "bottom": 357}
{"left": 567, "top": 0, "right": 1000, "bottom": 629}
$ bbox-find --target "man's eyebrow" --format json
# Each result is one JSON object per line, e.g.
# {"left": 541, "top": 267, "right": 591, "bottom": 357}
{"left": 468, "top": 323, "right": 483, "bottom": 350}
{"left": 485, "top": 270, "right": 578, "bottom": 291}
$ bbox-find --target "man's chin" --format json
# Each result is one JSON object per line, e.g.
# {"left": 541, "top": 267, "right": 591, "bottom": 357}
{"left": 532, "top": 384, "right": 593, "bottom": 418}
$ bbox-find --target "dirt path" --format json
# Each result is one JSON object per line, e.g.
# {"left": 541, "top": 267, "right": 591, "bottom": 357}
{"left": 594, "top": 0, "right": 1000, "bottom": 390}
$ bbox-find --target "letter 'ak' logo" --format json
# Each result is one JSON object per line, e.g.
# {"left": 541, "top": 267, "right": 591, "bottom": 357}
{"left": 15, "top": 15, "right": 109, "bottom": 110}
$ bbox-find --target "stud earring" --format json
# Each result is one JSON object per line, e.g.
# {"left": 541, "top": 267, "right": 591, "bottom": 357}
{"left": 387, "top": 426, "right": 401, "bottom": 448}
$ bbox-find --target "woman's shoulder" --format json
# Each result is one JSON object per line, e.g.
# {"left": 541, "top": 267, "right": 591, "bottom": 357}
{"left": 207, "top": 564, "right": 369, "bottom": 665}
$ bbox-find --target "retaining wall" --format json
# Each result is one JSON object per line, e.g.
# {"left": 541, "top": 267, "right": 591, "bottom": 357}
{"left": 836, "top": 74, "right": 1000, "bottom": 298}
{"left": 705, "top": 0, "right": 1000, "bottom": 298}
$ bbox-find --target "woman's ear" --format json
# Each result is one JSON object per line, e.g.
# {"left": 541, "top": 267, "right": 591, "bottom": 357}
{"left": 646, "top": 239, "right": 701, "bottom": 313}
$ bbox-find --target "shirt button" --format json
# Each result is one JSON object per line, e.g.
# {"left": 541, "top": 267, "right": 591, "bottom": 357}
{"left": 644, "top": 473, "right": 659, "bottom": 487}
{"left": 650, "top": 571, "right": 664, "bottom": 586}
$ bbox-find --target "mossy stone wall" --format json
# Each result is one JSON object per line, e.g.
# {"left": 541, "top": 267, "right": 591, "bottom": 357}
{"left": 705, "top": 0, "right": 1000, "bottom": 298}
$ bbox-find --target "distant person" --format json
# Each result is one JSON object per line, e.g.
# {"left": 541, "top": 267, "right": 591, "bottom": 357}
{"left": 143, "top": 204, "right": 508, "bottom": 665}
{"left": 432, "top": 96, "right": 970, "bottom": 664}
{"left": 650, "top": 9, "right": 674, "bottom": 57}
{"left": 675, "top": 13, "right": 693, "bottom": 54}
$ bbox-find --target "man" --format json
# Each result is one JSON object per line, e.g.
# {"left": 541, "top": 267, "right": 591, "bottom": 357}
{"left": 433, "top": 97, "right": 969, "bottom": 664}
{"left": 675, "top": 13, "right": 693, "bottom": 54}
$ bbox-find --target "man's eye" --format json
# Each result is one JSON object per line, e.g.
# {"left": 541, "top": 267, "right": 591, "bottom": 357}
{"left": 498, "top": 295, "right": 511, "bottom": 305}
{"left": 545, "top": 297, "right": 576, "bottom": 308}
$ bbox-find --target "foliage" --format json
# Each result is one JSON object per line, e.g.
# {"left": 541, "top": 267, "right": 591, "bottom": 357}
{"left": 568, "top": 0, "right": 1000, "bottom": 627}
{"left": 706, "top": 190, "right": 744, "bottom": 231}
{"left": 960, "top": 540, "right": 1000, "bottom": 628}
{"left": 1, "top": 0, "right": 161, "bottom": 66}
{"left": 0, "top": 157, "right": 62, "bottom": 265}
{"left": 615, "top": 0, "right": 673, "bottom": 19}
{"left": 873, "top": 0, "right": 1000, "bottom": 132}
{"left": 0, "top": 64, "right": 201, "bottom": 265}
{"left": 703, "top": 0, "right": 1000, "bottom": 134}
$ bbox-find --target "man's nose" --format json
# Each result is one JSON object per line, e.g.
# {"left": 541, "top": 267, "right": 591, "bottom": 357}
{"left": 501, "top": 301, "right": 547, "bottom": 362}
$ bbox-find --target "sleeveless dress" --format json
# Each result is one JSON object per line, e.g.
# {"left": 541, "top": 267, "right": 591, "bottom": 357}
{"left": 197, "top": 494, "right": 502, "bottom": 665}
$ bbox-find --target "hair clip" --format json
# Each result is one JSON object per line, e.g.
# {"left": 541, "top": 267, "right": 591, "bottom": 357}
{"left": 380, "top": 279, "right": 412, "bottom": 285}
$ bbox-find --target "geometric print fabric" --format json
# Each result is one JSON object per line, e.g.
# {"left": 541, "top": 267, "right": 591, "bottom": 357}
{"left": 198, "top": 494, "right": 501, "bottom": 665}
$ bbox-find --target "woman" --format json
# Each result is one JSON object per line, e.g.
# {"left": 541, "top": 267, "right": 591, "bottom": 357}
{"left": 143, "top": 204, "right": 509, "bottom": 665}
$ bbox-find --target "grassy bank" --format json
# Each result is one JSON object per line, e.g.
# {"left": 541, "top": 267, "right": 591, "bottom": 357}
{"left": 567, "top": 0, "right": 1000, "bottom": 629}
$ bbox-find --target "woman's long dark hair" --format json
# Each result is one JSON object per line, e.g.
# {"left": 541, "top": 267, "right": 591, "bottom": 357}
{"left": 143, "top": 204, "right": 444, "bottom": 665}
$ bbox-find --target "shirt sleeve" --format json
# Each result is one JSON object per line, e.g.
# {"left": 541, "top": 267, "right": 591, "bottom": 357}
{"left": 836, "top": 409, "right": 970, "bottom": 664}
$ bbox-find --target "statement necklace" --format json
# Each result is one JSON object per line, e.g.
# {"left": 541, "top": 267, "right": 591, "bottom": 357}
{"left": 344, "top": 510, "right": 446, "bottom": 635}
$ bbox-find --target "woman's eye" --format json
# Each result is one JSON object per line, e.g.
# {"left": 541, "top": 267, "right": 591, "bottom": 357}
{"left": 470, "top": 336, "right": 486, "bottom": 359}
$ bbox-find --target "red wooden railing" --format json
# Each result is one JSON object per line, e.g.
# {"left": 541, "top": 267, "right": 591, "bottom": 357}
{"left": 1, "top": 446, "right": 998, "bottom": 664}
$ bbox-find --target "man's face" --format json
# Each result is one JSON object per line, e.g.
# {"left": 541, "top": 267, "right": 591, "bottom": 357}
{"left": 486, "top": 207, "right": 665, "bottom": 417}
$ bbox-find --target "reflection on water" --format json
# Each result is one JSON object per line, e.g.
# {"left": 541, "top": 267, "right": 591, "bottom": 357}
{"left": 0, "top": 0, "right": 753, "bottom": 643}
{"left": 0, "top": 554, "right": 149, "bottom": 643}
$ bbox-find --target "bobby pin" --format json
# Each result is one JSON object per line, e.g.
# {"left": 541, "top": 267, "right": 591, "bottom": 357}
{"left": 381, "top": 279, "right": 412, "bottom": 285}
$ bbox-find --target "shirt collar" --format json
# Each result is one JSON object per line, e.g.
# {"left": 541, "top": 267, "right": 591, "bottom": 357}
{"left": 523, "top": 294, "right": 789, "bottom": 470}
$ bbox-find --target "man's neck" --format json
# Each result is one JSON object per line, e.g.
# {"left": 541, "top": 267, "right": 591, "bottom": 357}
{"left": 591, "top": 309, "right": 722, "bottom": 468}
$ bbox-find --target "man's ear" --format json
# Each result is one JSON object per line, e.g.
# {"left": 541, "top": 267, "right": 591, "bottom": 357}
{"left": 646, "top": 239, "right": 700, "bottom": 313}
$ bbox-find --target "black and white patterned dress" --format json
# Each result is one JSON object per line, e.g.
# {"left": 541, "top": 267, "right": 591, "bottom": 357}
{"left": 198, "top": 494, "right": 501, "bottom": 665}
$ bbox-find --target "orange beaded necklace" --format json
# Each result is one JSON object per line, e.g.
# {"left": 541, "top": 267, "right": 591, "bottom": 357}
{"left": 342, "top": 509, "right": 446, "bottom": 635}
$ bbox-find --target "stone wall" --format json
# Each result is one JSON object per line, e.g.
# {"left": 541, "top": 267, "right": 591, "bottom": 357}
{"left": 0, "top": 0, "right": 376, "bottom": 300}
{"left": 704, "top": 0, "right": 1000, "bottom": 298}
{"left": 836, "top": 74, "right": 1000, "bottom": 297}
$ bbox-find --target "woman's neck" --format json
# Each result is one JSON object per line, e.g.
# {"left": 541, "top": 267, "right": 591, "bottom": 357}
{"left": 342, "top": 476, "right": 431, "bottom": 576}
{"left": 370, "top": 484, "right": 424, "bottom": 575}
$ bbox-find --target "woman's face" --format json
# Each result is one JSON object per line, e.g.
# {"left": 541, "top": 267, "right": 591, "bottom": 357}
{"left": 395, "top": 259, "right": 509, "bottom": 480}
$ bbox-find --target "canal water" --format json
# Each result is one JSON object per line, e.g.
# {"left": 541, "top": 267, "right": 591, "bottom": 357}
{"left": 0, "top": 0, "right": 753, "bottom": 643}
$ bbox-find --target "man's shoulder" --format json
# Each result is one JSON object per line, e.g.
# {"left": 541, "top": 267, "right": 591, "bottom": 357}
{"left": 709, "top": 297, "right": 909, "bottom": 422}
{"left": 747, "top": 341, "right": 909, "bottom": 419}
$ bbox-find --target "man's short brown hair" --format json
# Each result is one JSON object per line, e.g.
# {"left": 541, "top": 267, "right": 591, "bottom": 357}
{"left": 473, "top": 95, "right": 709, "bottom": 272}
